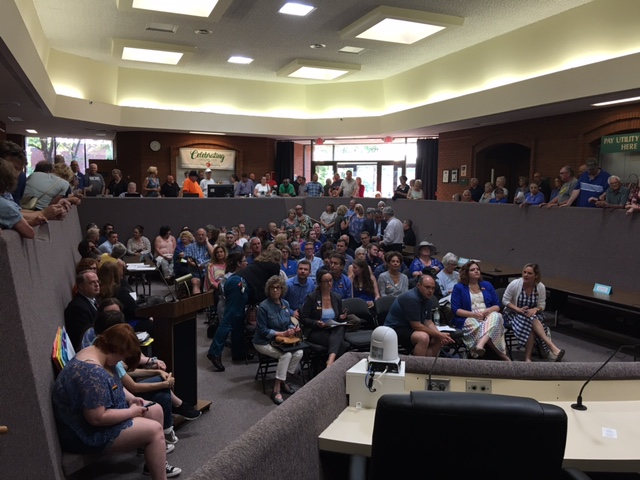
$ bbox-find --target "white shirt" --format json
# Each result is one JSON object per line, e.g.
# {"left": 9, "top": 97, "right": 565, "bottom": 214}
{"left": 382, "top": 217, "right": 403, "bottom": 245}
{"left": 200, "top": 178, "right": 216, "bottom": 197}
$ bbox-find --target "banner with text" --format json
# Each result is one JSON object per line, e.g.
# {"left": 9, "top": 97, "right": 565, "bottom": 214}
{"left": 601, "top": 132, "right": 640, "bottom": 154}
{"left": 179, "top": 148, "right": 236, "bottom": 170}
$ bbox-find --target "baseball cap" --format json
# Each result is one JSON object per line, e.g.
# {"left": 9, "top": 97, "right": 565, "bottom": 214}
{"left": 189, "top": 170, "right": 198, "bottom": 177}
{"left": 205, "top": 168, "right": 212, "bottom": 173}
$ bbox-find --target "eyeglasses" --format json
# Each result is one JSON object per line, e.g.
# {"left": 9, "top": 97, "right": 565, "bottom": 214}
{"left": 321, "top": 279, "right": 333, "bottom": 283}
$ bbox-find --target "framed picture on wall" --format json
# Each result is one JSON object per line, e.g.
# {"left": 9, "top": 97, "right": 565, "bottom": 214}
{"left": 451, "top": 169, "right": 459, "bottom": 183}
{"left": 460, "top": 165, "right": 467, "bottom": 177}
{"left": 443, "top": 170, "right": 450, "bottom": 183}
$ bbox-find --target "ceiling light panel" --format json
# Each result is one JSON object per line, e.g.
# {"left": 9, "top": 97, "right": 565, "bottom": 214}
{"left": 340, "top": 6, "right": 464, "bottom": 45}
{"left": 132, "top": 0, "right": 218, "bottom": 17}
{"left": 113, "top": 39, "right": 196, "bottom": 66}
{"left": 277, "top": 59, "right": 360, "bottom": 81}
{"left": 279, "top": 3, "right": 316, "bottom": 17}
{"left": 228, "top": 56, "right": 254, "bottom": 64}
{"left": 339, "top": 46, "right": 367, "bottom": 55}
{"left": 122, "top": 47, "right": 183, "bottom": 65}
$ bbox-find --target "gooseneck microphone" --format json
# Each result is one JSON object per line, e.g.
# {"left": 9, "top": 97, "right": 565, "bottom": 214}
{"left": 427, "top": 354, "right": 439, "bottom": 391}
{"left": 492, "top": 247, "right": 515, "bottom": 273}
{"left": 571, "top": 343, "right": 640, "bottom": 411}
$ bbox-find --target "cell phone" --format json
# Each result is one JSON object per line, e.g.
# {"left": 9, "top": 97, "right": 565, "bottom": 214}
{"left": 143, "top": 401, "right": 156, "bottom": 408}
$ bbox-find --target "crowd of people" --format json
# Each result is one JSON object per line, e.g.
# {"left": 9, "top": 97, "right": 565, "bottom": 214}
{"left": 454, "top": 159, "right": 640, "bottom": 214}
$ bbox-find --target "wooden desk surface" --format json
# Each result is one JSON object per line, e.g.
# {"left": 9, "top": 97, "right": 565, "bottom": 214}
{"left": 319, "top": 399, "right": 640, "bottom": 472}
{"left": 544, "top": 277, "right": 640, "bottom": 312}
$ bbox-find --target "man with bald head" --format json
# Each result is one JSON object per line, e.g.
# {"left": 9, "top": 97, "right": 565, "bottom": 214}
{"left": 384, "top": 275, "right": 454, "bottom": 357}
{"left": 84, "top": 163, "right": 105, "bottom": 196}
{"left": 161, "top": 175, "right": 180, "bottom": 197}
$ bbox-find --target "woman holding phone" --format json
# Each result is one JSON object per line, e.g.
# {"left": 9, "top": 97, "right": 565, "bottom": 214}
{"left": 300, "top": 269, "right": 348, "bottom": 367}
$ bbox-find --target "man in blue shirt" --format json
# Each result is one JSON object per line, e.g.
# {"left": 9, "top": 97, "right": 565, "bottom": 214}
{"left": 328, "top": 253, "right": 352, "bottom": 299}
{"left": 184, "top": 228, "right": 213, "bottom": 294}
{"left": 234, "top": 173, "right": 254, "bottom": 196}
{"left": 565, "top": 157, "right": 610, "bottom": 208}
{"left": 384, "top": 275, "right": 454, "bottom": 357}
{"left": 304, "top": 173, "right": 323, "bottom": 197}
{"left": 285, "top": 260, "right": 315, "bottom": 317}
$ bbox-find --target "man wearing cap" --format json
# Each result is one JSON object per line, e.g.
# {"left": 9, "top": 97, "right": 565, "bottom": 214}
{"left": 200, "top": 168, "right": 216, "bottom": 197}
{"left": 563, "top": 158, "right": 610, "bottom": 208}
{"left": 379, "top": 206, "right": 404, "bottom": 253}
{"left": 182, "top": 170, "right": 204, "bottom": 198}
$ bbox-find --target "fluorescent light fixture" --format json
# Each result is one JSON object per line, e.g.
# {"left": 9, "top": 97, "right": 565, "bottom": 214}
{"left": 122, "top": 47, "right": 183, "bottom": 65}
{"left": 190, "top": 131, "right": 226, "bottom": 135}
{"left": 277, "top": 59, "right": 360, "bottom": 80}
{"left": 228, "top": 56, "right": 254, "bottom": 64}
{"left": 112, "top": 39, "right": 196, "bottom": 65}
{"left": 340, "top": 6, "right": 464, "bottom": 44}
{"left": 338, "top": 46, "right": 366, "bottom": 55}
{"left": 592, "top": 96, "right": 640, "bottom": 107}
{"left": 279, "top": 3, "right": 316, "bottom": 16}
{"left": 132, "top": 0, "right": 218, "bottom": 17}
{"left": 26, "top": 129, "right": 38, "bottom": 134}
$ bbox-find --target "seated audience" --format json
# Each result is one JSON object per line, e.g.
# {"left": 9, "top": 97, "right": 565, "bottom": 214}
{"left": 503, "top": 263, "right": 565, "bottom": 362}
{"left": 64, "top": 271, "right": 100, "bottom": 351}
{"left": 300, "top": 269, "right": 349, "bottom": 368}
{"left": 126, "top": 224, "right": 152, "bottom": 256}
{"left": 284, "top": 260, "right": 315, "bottom": 317}
{"left": 451, "top": 261, "right": 510, "bottom": 361}
{"left": 98, "top": 242, "right": 127, "bottom": 279}
{"left": 592, "top": 175, "right": 630, "bottom": 209}
{"left": 520, "top": 182, "right": 545, "bottom": 207}
{"left": 365, "top": 242, "right": 384, "bottom": 272}
{"left": 409, "top": 241, "right": 444, "bottom": 278}
{"left": 253, "top": 275, "right": 304, "bottom": 405}
{"left": 98, "top": 230, "right": 120, "bottom": 254}
{"left": 205, "top": 245, "right": 228, "bottom": 292}
{"left": 184, "top": 228, "right": 214, "bottom": 294}
{"left": 435, "top": 252, "right": 459, "bottom": 304}
{"left": 76, "top": 257, "right": 99, "bottom": 276}
{"left": 452, "top": 193, "right": 462, "bottom": 201}
{"left": 302, "top": 241, "right": 324, "bottom": 276}
{"left": 52, "top": 323, "right": 182, "bottom": 478}
{"left": 119, "top": 182, "right": 143, "bottom": 197}
{"left": 383, "top": 275, "right": 454, "bottom": 356}
{"left": 328, "top": 253, "right": 352, "bottom": 300}
{"left": 99, "top": 223, "right": 114, "bottom": 245}
{"left": 154, "top": 225, "right": 177, "bottom": 279}
{"left": 377, "top": 251, "right": 409, "bottom": 297}
{"left": 488, "top": 187, "right": 507, "bottom": 203}
{"left": 279, "top": 245, "right": 298, "bottom": 278}
{"left": 513, "top": 176, "right": 529, "bottom": 204}
{"left": 350, "top": 258, "right": 380, "bottom": 308}
{"left": 479, "top": 182, "right": 494, "bottom": 203}
{"left": 492, "top": 176, "right": 509, "bottom": 199}
{"left": 461, "top": 190, "right": 474, "bottom": 202}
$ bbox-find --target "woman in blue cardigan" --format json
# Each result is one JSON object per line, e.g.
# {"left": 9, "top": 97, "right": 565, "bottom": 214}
{"left": 451, "top": 261, "right": 510, "bottom": 360}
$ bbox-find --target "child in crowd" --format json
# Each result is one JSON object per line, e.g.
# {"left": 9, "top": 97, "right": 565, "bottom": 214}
{"left": 0, "top": 158, "right": 45, "bottom": 238}
{"left": 489, "top": 187, "right": 508, "bottom": 204}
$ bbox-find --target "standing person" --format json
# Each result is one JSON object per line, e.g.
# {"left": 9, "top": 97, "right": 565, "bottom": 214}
{"left": 106, "top": 169, "right": 127, "bottom": 197}
{"left": 182, "top": 171, "right": 204, "bottom": 198}
{"left": 295, "top": 176, "right": 306, "bottom": 197}
{"left": 532, "top": 172, "right": 551, "bottom": 202}
{"left": 347, "top": 204, "right": 366, "bottom": 249}
{"left": 160, "top": 175, "right": 180, "bottom": 198}
{"left": 253, "top": 275, "right": 303, "bottom": 405}
{"left": 593, "top": 175, "right": 630, "bottom": 209}
{"left": 408, "top": 179, "right": 424, "bottom": 199}
{"left": 549, "top": 176, "right": 562, "bottom": 201}
{"left": 234, "top": 173, "right": 254, "bottom": 197}
{"left": 479, "top": 182, "right": 494, "bottom": 203}
{"left": 392, "top": 175, "right": 410, "bottom": 200}
{"left": 540, "top": 166, "right": 578, "bottom": 208}
{"left": 143, "top": 166, "right": 161, "bottom": 197}
{"left": 323, "top": 178, "right": 333, "bottom": 197}
{"left": 70, "top": 160, "right": 86, "bottom": 192}
{"left": 319, "top": 203, "right": 337, "bottom": 239}
{"left": 338, "top": 170, "right": 357, "bottom": 197}
{"left": 330, "top": 173, "right": 343, "bottom": 197}
{"left": 469, "top": 177, "right": 483, "bottom": 202}
{"left": 513, "top": 176, "right": 529, "bottom": 204}
{"left": 451, "top": 261, "right": 510, "bottom": 361}
{"left": 154, "top": 226, "right": 177, "bottom": 280}
{"left": 207, "top": 249, "right": 282, "bottom": 371}
{"left": 402, "top": 219, "right": 416, "bottom": 247}
{"left": 300, "top": 269, "right": 349, "bottom": 368}
{"left": 563, "top": 158, "right": 610, "bottom": 208}
{"left": 52, "top": 324, "right": 182, "bottom": 478}
{"left": 84, "top": 163, "right": 106, "bottom": 197}
{"left": 502, "top": 263, "right": 565, "bottom": 363}
{"left": 354, "top": 177, "right": 365, "bottom": 198}
{"left": 305, "top": 173, "right": 323, "bottom": 197}
{"left": 378, "top": 206, "right": 403, "bottom": 253}
{"left": 491, "top": 176, "right": 509, "bottom": 200}
{"left": 200, "top": 168, "right": 216, "bottom": 197}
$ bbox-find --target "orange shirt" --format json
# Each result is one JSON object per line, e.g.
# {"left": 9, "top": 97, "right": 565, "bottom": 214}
{"left": 182, "top": 178, "right": 204, "bottom": 198}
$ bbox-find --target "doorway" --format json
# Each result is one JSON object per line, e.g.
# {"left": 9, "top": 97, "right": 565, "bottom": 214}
{"left": 475, "top": 144, "right": 531, "bottom": 202}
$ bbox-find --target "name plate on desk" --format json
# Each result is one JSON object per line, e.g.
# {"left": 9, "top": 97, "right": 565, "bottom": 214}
{"left": 593, "top": 283, "right": 612, "bottom": 295}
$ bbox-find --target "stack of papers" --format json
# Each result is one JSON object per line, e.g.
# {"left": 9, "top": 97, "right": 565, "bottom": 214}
{"left": 127, "top": 263, "right": 156, "bottom": 271}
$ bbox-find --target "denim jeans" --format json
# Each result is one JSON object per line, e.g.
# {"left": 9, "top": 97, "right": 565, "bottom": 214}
{"left": 208, "top": 275, "right": 248, "bottom": 358}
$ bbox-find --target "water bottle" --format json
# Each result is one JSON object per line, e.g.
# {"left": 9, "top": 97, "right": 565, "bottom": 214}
{"left": 433, "top": 308, "right": 441, "bottom": 326}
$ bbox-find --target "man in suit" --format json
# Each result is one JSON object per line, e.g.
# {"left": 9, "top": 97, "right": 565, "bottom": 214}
{"left": 363, "top": 209, "right": 387, "bottom": 244}
{"left": 64, "top": 271, "right": 100, "bottom": 351}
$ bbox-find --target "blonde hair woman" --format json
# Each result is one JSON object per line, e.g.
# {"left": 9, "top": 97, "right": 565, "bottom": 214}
{"left": 143, "top": 166, "right": 160, "bottom": 197}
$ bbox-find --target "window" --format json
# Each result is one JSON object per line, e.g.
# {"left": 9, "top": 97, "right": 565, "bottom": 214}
{"left": 25, "top": 137, "right": 114, "bottom": 174}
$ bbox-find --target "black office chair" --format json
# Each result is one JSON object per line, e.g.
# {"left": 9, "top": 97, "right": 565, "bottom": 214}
{"left": 370, "top": 391, "right": 592, "bottom": 480}
{"left": 342, "top": 297, "right": 376, "bottom": 352}
{"left": 373, "top": 296, "right": 396, "bottom": 326}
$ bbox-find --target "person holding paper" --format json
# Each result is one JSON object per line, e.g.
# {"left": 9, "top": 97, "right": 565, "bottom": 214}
{"left": 384, "top": 275, "right": 454, "bottom": 357}
{"left": 300, "top": 269, "right": 348, "bottom": 368}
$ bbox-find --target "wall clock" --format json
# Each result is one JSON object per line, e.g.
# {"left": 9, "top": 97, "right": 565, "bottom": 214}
{"left": 149, "top": 140, "right": 161, "bottom": 152}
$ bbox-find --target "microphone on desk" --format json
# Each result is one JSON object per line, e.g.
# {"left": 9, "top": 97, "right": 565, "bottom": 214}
{"left": 492, "top": 247, "right": 515, "bottom": 273}
{"left": 427, "top": 354, "right": 439, "bottom": 391}
{"left": 571, "top": 343, "right": 640, "bottom": 411}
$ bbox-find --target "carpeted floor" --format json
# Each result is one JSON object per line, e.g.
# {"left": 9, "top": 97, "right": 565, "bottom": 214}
{"left": 68, "top": 279, "right": 637, "bottom": 480}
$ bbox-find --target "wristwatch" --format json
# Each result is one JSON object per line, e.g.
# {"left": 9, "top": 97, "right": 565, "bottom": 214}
{"left": 145, "top": 356, "right": 158, "bottom": 368}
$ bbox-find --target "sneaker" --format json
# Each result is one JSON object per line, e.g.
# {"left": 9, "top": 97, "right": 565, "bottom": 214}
{"left": 173, "top": 402, "right": 202, "bottom": 421}
{"left": 143, "top": 461, "right": 182, "bottom": 477}
{"left": 165, "top": 429, "right": 179, "bottom": 444}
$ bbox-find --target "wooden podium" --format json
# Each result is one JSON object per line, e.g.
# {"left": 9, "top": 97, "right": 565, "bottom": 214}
{"left": 136, "top": 291, "right": 214, "bottom": 410}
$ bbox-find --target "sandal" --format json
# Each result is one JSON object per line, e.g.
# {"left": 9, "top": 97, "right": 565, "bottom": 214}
{"left": 270, "top": 391, "right": 284, "bottom": 405}
{"left": 281, "top": 383, "right": 296, "bottom": 395}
